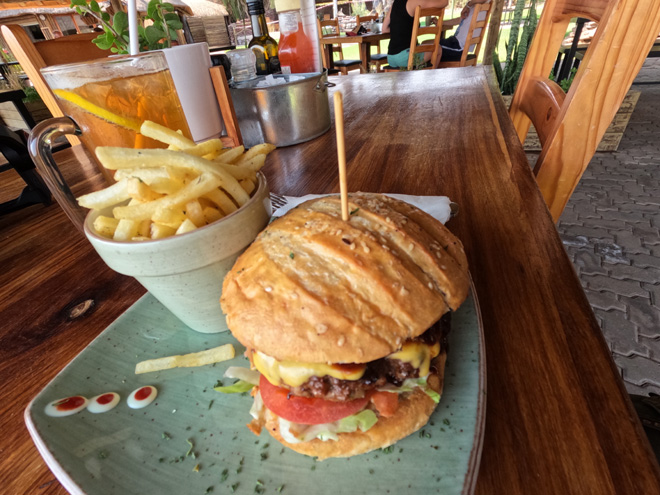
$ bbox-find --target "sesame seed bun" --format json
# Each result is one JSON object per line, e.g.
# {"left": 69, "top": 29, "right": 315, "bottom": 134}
{"left": 221, "top": 193, "right": 469, "bottom": 364}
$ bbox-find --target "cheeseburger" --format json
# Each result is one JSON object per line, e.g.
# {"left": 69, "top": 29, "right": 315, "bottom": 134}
{"left": 220, "top": 193, "right": 469, "bottom": 459}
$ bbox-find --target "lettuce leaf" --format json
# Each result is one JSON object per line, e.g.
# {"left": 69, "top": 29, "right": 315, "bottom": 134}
{"left": 224, "top": 366, "right": 260, "bottom": 385}
{"left": 214, "top": 380, "right": 254, "bottom": 394}
{"left": 278, "top": 409, "right": 378, "bottom": 443}
{"left": 377, "top": 376, "right": 440, "bottom": 403}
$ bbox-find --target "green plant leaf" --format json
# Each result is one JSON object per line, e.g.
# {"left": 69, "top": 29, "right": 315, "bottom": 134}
{"left": 164, "top": 12, "right": 179, "bottom": 21}
{"left": 93, "top": 33, "right": 114, "bottom": 50}
{"left": 101, "top": 11, "right": 110, "bottom": 22}
{"left": 69, "top": 0, "right": 87, "bottom": 6}
{"left": 166, "top": 17, "right": 183, "bottom": 30}
{"left": 147, "top": 0, "right": 160, "bottom": 19}
{"left": 90, "top": 0, "right": 101, "bottom": 12}
{"left": 112, "top": 11, "right": 128, "bottom": 33}
{"left": 145, "top": 25, "right": 166, "bottom": 46}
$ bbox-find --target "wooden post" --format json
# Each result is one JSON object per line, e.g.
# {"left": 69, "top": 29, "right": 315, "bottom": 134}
{"left": 482, "top": 0, "right": 506, "bottom": 65}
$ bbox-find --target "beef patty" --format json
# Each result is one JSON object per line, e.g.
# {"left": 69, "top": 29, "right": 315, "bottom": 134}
{"left": 287, "top": 313, "right": 451, "bottom": 401}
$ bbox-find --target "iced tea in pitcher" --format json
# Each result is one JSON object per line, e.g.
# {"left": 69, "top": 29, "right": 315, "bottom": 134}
{"left": 42, "top": 52, "right": 192, "bottom": 155}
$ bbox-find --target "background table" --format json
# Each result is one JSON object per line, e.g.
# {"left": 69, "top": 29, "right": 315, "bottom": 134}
{"left": 1, "top": 66, "right": 659, "bottom": 495}
{"left": 319, "top": 32, "right": 389, "bottom": 73}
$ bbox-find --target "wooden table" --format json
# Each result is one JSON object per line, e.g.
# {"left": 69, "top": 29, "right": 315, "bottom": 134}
{"left": 2, "top": 66, "right": 660, "bottom": 494}
{"left": 319, "top": 32, "right": 389, "bottom": 73}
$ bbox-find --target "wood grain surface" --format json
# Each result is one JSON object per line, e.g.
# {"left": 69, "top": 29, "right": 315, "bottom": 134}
{"left": 1, "top": 66, "right": 659, "bottom": 495}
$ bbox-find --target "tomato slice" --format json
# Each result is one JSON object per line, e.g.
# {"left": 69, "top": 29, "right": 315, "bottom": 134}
{"left": 259, "top": 375, "right": 369, "bottom": 425}
{"left": 370, "top": 391, "right": 399, "bottom": 418}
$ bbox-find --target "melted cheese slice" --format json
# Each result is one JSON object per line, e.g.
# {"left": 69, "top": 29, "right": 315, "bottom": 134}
{"left": 253, "top": 340, "right": 441, "bottom": 388}
{"left": 387, "top": 341, "right": 441, "bottom": 378}
{"left": 253, "top": 351, "right": 366, "bottom": 387}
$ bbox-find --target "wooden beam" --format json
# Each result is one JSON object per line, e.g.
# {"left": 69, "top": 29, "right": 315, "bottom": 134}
{"left": 483, "top": 0, "right": 505, "bottom": 65}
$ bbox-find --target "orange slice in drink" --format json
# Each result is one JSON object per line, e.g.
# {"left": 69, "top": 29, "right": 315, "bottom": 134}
{"left": 53, "top": 89, "right": 142, "bottom": 132}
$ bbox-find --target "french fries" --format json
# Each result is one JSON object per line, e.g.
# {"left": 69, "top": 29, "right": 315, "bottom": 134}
{"left": 79, "top": 121, "right": 275, "bottom": 241}
{"left": 135, "top": 343, "right": 236, "bottom": 374}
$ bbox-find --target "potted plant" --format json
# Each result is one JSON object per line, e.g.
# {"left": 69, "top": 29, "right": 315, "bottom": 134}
{"left": 70, "top": 0, "right": 183, "bottom": 53}
{"left": 493, "top": 0, "right": 538, "bottom": 96}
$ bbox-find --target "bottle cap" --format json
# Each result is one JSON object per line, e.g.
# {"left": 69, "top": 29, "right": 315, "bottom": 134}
{"left": 247, "top": 0, "right": 265, "bottom": 15}
{"left": 274, "top": 0, "right": 301, "bottom": 12}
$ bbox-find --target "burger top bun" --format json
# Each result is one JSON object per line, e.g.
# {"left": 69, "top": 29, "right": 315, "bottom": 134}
{"left": 221, "top": 193, "right": 469, "bottom": 364}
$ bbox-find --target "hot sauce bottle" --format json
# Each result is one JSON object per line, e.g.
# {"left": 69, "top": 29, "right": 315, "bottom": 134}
{"left": 275, "top": 0, "right": 320, "bottom": 74}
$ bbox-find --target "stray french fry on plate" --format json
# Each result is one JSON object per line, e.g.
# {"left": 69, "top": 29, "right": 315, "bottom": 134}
{"left": 135, "top": 343, "right": 236, "bottom": 374}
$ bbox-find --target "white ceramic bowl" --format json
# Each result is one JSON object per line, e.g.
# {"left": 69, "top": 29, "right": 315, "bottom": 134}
{"left": 84, "top": 173, "right": 271, "bottom": 333}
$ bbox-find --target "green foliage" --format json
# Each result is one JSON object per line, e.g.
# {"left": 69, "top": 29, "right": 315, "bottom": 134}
{"left": 70, "top": 0, "right": 182, "bottom": 53}
{"left": 550, "top": 66, "right": 577, "bottom": 92}
{"left": 351, "top": 2, "right": 369, "bottom": 17}
{"left": 22, "top": 86, "right": 42, "bottom": 104}
{"left": 220, "top": 0, "right": 248, "bottom": 23}
{"left": 493, "top": 0, "right": 538, "bottom": 95}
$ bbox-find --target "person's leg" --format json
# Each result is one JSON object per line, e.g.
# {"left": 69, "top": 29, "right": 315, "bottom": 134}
{"left": 419, "top": 40, "right": 442, "bottom": 66}
{"left": 387, "top": 49, "right": 411, "bottom": 68}
{"left": 440, "top": 36, "right": 463, "bottom": 62}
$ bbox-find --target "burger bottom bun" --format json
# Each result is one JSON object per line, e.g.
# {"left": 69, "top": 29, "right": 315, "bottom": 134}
{"left": 260, "top": 353, "right": 446, "bottom": 460}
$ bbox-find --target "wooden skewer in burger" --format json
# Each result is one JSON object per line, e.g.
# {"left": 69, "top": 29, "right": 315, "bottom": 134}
{"left": 220, "top": 92, "right": 470, "bottom": 460}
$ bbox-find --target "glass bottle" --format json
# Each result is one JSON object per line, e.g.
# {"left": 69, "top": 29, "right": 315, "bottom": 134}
{"left": 247, "top": 0, "right": 280, "bottom": 75}
{"left": 278, "top": 9, "right": 316, "bottom": 74}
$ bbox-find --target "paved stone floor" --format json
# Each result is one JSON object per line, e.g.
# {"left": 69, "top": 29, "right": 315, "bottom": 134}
{"left": 552, "top": 58, "right": 660, "bottom": 395}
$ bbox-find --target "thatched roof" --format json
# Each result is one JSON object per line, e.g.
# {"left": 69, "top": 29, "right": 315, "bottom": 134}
{"left": 179, "top": 0, "right": 227, "bottom": 17}
{"left": 0, "top": 0, "right": 227, "bottom": 18}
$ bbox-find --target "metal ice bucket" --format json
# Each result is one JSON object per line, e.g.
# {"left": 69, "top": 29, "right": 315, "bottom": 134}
{"left": 230, "top": 72, "right": 331, "bottom": 148}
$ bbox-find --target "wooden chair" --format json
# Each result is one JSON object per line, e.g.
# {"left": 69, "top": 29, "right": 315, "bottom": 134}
{"left": 0, "top": 26, "right": 109, "bottom": 146}
{"left": 508, "top": 0, "right": 660, "bottom": 221}
{"left": 0, "top": 125, "right": 51, "bottom": 215}
{"left": 437, "top": 1, "right": 492, "bottom": 68}
{"left": 383, "top": 5, "right": 445, "bottom": 71}
{"left": 317, "top": 18, "right": 363, "bottom": 75}
{"left": 356, "top": 14, "right": 388, "bottom": 72}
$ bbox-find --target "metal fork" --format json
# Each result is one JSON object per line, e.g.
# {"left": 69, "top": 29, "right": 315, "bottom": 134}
{"left": 270, "top": 193, "right": 289, "bottom": 210}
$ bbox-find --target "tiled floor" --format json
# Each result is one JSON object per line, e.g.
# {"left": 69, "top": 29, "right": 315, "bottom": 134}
{"left": 555, "top": 58, "right": 660, "bottom": 395}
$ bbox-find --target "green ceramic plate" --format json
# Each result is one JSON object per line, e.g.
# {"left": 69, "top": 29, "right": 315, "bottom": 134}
{"left": 26, "top": 290, "right": 485, "bottom": 495}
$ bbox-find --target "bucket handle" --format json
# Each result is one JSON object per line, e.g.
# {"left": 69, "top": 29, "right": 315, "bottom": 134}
{"left": 315, "top": 70, "right": 336, "bottom": 93}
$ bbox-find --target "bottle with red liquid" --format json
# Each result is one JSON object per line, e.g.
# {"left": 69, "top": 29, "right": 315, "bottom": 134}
{"left": 276, "top": 0, "right": 317, "bottom": 74}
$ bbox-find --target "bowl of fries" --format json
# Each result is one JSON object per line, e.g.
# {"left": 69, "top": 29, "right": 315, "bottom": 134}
{"left": 77, "top": 122, "right": 274, "bottom": 333}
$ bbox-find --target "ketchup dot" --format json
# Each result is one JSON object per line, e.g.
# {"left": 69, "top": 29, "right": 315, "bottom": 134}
{"left": 135, "top": 387, "right": 153, "bottom": 401}
{"left": 96, "top": 393, "right": 115, "bottom": 405}
{"left": 55, "top": 396, "right": 86, "bottom": 411}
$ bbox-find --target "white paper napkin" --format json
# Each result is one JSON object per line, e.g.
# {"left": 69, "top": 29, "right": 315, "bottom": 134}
{"left": 275, "top": 194, "right": 453, "bottom": 225}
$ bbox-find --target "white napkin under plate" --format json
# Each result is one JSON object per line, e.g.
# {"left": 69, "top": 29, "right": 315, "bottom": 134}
{"left": 274, "top": 194, "right": 453, "bottom": 225}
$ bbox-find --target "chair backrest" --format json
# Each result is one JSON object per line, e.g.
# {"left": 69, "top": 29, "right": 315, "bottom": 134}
{"left": 1, "top": 25, "right": 109, "bottom": 122}
{"left": 407, "top": 5, "right": 445, "bottom": 70}
{"left": 355, "top": 14, "right": 378, "bottom": 27}
{"left": 356, "top": 14, "right": 384, "bottom": 53}
{"left": 509, "top": 0, "right": 660, "bottom": 221}
{"left": 439, "top": 1, "right": 492, "bottom": 67}
{"left": 318, "top": 18, "right": 341, "bottom": 37}
{"left": 317, "top": 18, "right": 347, "bottom": 60}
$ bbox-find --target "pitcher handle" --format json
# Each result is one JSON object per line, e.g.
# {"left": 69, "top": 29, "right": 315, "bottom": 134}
{"left": 28, "top": 117, "right": 87, "bottom": 233}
